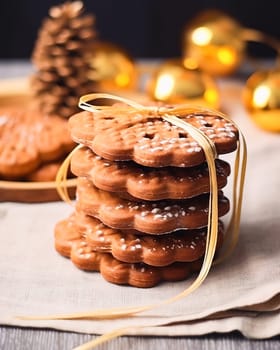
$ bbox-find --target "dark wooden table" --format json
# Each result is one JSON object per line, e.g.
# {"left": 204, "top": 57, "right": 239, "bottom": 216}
{"left": 0, "top": 326, "right": 279, "bottom": 350}
{"left": 0, "top": 60, "right": 279, "bottom": 350}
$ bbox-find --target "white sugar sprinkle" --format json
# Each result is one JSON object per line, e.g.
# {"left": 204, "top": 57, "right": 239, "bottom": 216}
{"left": 0, "top": 116, "right": 8, "bottom": 125}
{"left": 154, "top": 214, "right": 164, "bottom": 219}
{"left": 150, "top": 146, "right": 164, "bottom": 152}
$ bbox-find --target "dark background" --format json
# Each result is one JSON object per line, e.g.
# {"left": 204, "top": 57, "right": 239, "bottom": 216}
{"left": 1, "top": 0, "right": 280, "bottom": 59}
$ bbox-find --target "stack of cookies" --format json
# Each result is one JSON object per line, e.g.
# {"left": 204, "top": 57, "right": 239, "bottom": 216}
{"left": 0, "top": 108, "right": 74, "bottom": 182}
{"left": 55, "top": 107, "right": 238, "bottom": 287}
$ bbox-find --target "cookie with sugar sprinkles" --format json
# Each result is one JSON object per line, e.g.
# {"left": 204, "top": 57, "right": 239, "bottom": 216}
{"left": 55, "top": 218, "right": 202, "bottom": 288}
{"left": 68, "top": 108, "right": 238, "bottom": 167}
{"left": 76, "top": 177, "right": 230, "bottom": 234}
{"left": 0, "top": 108, "right": 74, "bottom": 179}
{"left": 63, "top": 211, "right": 225, "bottom": 266}
{"left": 71, "top": 146, "right": 231, "bottom": 200}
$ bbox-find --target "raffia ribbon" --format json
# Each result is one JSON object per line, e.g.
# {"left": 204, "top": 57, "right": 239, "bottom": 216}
{"left": 22, "top": 93, "right": 247, "bottom": 349}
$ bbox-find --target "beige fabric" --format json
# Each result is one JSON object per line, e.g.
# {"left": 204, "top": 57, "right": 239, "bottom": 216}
{"left": 0, "top": 80, "right": 280, "bottom": 338}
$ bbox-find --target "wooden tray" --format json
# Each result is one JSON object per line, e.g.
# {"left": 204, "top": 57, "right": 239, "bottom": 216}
{"left": 0, "top": 77, "right": 31, "bottom": 107}
{"left": 0, "top": 178, "right": 77, "bottom": 203}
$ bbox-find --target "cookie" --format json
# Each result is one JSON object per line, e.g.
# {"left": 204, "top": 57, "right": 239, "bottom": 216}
{"left": 76, "top": 177, "right": 230, "bottom": 234}
{"left": 69, "top": 109, "right": 238, "bottom": 167}
{"left": 54, "top": 215, "right": 81, "bottom": 257}
{"left": 24, "top": 161, "right": 61, "bottom": 182}
{"left": 72, "top": 243, "right": 201, "bottom": 288}
{"left": 54, "top": 218, "right": 202, "bottom": 287}
{"left": 67, "top": 211, "right": 224, "bottom": 266}
{"left": 0, "top": 108, "right": 74, "bottom": 179}
{"left": 71, "top": 146, "right": 231, "bottom": 200}
{"left": 25, "top": 159, "right": 74, "bottom": 182}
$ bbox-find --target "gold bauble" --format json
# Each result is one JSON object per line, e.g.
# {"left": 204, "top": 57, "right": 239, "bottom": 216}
{"left": 243, "top": 69, "right": 280, "bottom": 132}
{"left": 183, "top": 10, "right": 245, "bottom": 76}
{"left": 88, "top": 41, "right": 137, "bottom": 90}
{"left": 146, "top": 58, "right": 220, "bottom": 109}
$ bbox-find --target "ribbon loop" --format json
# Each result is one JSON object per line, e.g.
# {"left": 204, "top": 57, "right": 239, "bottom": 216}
{"left": 78, "top": 93, "right": 227, "bottom": 118}
{"left": 79, "top": 93, "right": 148, "bottom": 113}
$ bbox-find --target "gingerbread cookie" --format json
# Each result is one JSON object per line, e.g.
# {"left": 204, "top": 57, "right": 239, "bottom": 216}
{"left": 54, "top": 215, "right": 82, "bottom": 257}
{"left": 0, "top": 108, "right": 74, "bottom": 179}
{"left": 76, "top": 177, "right": 230, "bottom": 234}
{"left": 69, "top": 109, "right": 238, "bottom": 167}
{"left": 72, "top": 244, "right": 201, "bottom": 288}
{"left": 24, "top": 161, "right": 61, "bottom": 182}
{"left": 64, "top": 211, "right": 224, "bottom": 266}
{"left": 71, "top": 146, "right": 231, "bottom": 200}
{"left": 55, "top": 218, "right": 202, "bottom": 287}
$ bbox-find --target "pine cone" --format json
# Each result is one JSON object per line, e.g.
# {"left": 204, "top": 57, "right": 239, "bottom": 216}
{"left": 31, "top": 1, "right": 97, "bottom": 118}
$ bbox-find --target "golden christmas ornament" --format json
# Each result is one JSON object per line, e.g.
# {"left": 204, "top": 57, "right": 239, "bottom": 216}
{"left": 88, "top": 41, "right": 137, "bottom": 90}
{"left": 183, "top": 9, "right": 280, "bottom": 77}
{"left": 183, "top": 10, "right": 245, "bottom": 76}
{"left": 146, "top": 58, "right": 220, "bottom": 109}
{"left": 243, "top": 69, "right": 280, "bottom": 132}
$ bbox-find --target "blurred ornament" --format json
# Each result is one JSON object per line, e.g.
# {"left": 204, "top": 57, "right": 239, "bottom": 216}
{"left": 243, "top": 69, "right": 280, "bottom": 132}
{"left": 183, "top": 10, "right": 245, "bottom": 76}
{"left": 183, "top": 10, "right": 280, "bottom": 78}
{"left": 88, "top": 41, "right": 137, "bottom": 90}
{"left": 146, "top": 58, "right": 220, "bottom": 109}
